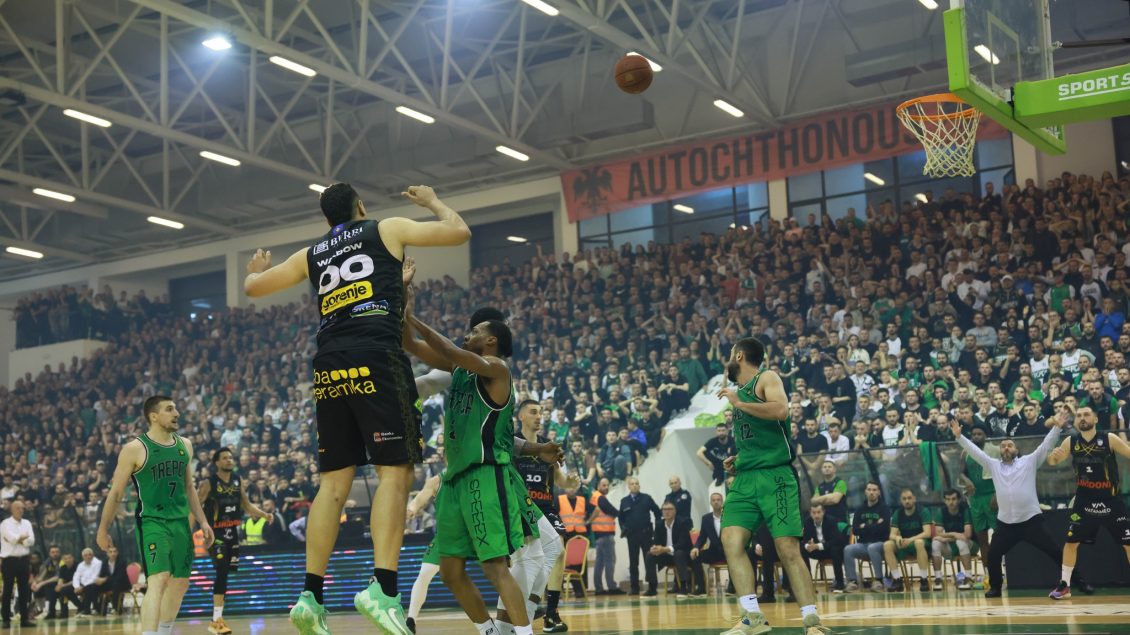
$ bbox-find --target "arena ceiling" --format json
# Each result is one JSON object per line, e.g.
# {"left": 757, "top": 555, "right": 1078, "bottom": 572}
{"left": 0, "top": 0, "right": 1127, "bottom": 280}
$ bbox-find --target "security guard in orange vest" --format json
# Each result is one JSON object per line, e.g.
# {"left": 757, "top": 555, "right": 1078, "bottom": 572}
{"left": 588, "top": 478, "right": 624, "bottom": 594}
{"left": 558, "top": 487, "right": 588, "bottom": 538}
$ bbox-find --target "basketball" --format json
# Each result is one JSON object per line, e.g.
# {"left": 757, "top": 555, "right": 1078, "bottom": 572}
{"left": 615, "top": 54, "right": 654, "bottom": 94}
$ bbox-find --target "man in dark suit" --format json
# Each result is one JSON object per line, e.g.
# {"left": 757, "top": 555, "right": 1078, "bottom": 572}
{"left": 801, "top": 503, "right": 847, "bottom": 593}
{"left": 645, "top": 501, "right": 705, "bottom": 597}
{"left": 97, "top": 545, "right": 131, "bottom": 615}
{"left": 692, "top": 492, "right": 726, "bottom": 565}
{"left": 618, "top": 476, "right": 661, "bottom": 595}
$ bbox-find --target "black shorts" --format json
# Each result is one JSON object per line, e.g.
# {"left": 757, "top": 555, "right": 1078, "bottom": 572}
{"left": 210, "top": 538, "right": 240, "bottom": 572}
{"left": 544, "top": 510, "right": 567, "bottom": 537}
{"left": 1065, "top": 495, "right": 1130, "bottom": 546}
{"left": 312, "top": 348, "right": 423, "bottom": 471}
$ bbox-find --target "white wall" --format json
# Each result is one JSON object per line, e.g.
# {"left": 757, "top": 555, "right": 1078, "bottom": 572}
{"left": 0, "top": 308, "right": 13, "bottom": 389}
{"left": 1012, "top": 120, "right": 1116, "bottom": 185}
{"left": 8, "top": 339, "right": 108, "bottom": 389}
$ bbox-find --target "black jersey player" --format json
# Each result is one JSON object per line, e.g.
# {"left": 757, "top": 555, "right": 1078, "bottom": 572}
{"left": 198, "top": 447, "right": 269, "bottom": 634}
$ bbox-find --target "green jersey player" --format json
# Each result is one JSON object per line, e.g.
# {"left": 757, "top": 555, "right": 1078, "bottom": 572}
{"left": 97, "top": 396, "right": 212, "bottom": 635}
{"left": 717, "top": 338, "right": 827, "bottom": 635}
{"left": 405, "top": 303, "right": 535, "bottom": 635}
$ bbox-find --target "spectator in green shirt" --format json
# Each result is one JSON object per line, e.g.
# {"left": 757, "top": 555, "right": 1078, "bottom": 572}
{"left": 883, "top": 488, "right": 935, "bottom": 593}
{"left": 675, "top": 346, "right": 708, "bottom": 396}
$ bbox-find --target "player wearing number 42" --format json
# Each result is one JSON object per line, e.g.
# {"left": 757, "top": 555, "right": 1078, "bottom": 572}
{"left": 242, "top": 183, "right": 472, "bottom": 635}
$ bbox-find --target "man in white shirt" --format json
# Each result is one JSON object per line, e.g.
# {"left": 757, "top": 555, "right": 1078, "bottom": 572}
{"left": 950, "top": 415, "right": 1087, "bottom": 599}
{"left": 72, "top": 548, "right": 105, "bottom": 617}
{"left": 0, "top": 500, "right": 35, "bottom": 626}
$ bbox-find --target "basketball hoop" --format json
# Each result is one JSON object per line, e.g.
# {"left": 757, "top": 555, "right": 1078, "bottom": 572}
{"left": 896, "top": 93, "right": 982, "bottom": 178}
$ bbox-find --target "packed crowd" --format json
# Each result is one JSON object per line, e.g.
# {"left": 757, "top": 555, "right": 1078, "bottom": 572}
{"left": 3, "top": 168, "right": 1130, "bottom": 605}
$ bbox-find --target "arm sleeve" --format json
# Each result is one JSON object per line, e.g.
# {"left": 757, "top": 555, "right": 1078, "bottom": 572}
{"left": 955, "top": 434, "right": 994, "bottom": 471}
{"left": 414, "top": 370, "right": 453, "bottom": 401}
{"left": 0, "top": 519, "right": 16, "bottom": 545}
{"left": 1032, "top": 425, "right": 1063, "bottom": 464}
{"left": 24, "top": 521, "right": 34, "bottom": 548}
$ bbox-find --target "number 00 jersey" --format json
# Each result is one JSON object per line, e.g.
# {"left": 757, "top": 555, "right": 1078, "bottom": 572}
{"left": 206, "top": 473, "right": 243, "bottom": 542}
{"left": 306, "top": 219, "right": 404, "bottom": 353}
{"left": 1071, "top": 432, "right": 1120, "bottom": 498}
{"left": 513, "top": 435, "right": 557, "bottom": 514}
{"left": 132, "top": 433, "right": 190, "bottom": 521}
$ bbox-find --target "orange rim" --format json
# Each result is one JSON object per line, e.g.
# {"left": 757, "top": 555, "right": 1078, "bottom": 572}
{"left": 896, "top": 93, "right": 978, "bottom": 123}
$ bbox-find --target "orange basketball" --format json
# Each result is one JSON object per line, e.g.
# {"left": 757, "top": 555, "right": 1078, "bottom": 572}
{"left": 615, "top": 55, "right": 654, "bottom": 94}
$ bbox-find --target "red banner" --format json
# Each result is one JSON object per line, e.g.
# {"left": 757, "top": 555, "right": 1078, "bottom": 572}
{"left": 561, "top": 100, "right": 1008, "bottom": 222}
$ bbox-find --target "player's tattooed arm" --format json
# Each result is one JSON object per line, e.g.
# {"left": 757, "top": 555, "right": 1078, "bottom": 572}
{"left": 408, "top": 315, "right": 508, "bottom": 380}
{"left": 182, "top": 437, "right": 214, "bottom": 546}
{"left": 96, "top": 439, "right": 144, "bottom": 552}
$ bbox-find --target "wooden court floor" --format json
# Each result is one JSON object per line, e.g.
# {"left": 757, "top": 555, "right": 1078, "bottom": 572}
{"left": 49, "top": 588, "right": 1130, "bottom": 634}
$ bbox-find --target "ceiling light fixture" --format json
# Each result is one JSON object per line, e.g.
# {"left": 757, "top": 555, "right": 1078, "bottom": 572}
{"left": 713, "top": 99, "right": 744, "bottom": 118}
{"left": 147, "top": 216, "right": 185, "bottom": 229}
{"left": 199, "top": 150, "right": 241, "bottom": 166}
{"left": 974, "top": 44, "right": 1001, "bottom": 65}
{"left": 395, "top": 106, "right": 435, "bottom": 124}
{"left": 507, "top": 235, "right": 528, "bottom": 243}
{"left": 202, "top": 36, "right": 232, "bottom": 51}
{"left": 863, "top": 172, "right": 886, "bottom": 186}
{"left": 673, "top": 204, "right": 694, "bottom": 214}
{"left": 5, "top": 246, "right": 43, "bottom": 259}
{"left": 269, "top": 55, "right": 317, "bottom": 77}
{"left": 626, "top": 52, "right": 662, "bottom": 72}
{"left": 918, "top": 0, "right": 938, "bottom": 9}
{"left": 309, "top": 184, "right": 327, "bottom": 193}
{"left": 496, "top": 146, "right": 530, "bottom": 162}
{"left": 520, "top": 0, "right": 559, "bottom": 16}
{"left": 32, "top": 188, "right": 75, "bottom": 202}
{"left": 62, "top": 109, "right": 111, "bottom": 127}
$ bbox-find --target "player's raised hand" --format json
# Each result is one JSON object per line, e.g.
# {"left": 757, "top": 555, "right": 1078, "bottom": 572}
{"left": 247, "top": 248, "right": 271, "bottom": 274}
{"left": 1052, "top": 411, "right": 1068, "bottom": 428}
{"left": 402, "top": 256, "right": 417, "bottom": 286}
{"left": 717, "top": 382, "right": 739, "bottom": 406}
{"left": 948, "top": 416, "right": 962, "bottom": 439}
{"left": 402, "top": 185, "right": 437, "bottom": 207}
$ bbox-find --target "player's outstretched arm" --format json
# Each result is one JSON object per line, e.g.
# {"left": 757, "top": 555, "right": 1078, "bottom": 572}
{"left": 182, "top": 438, "right": 214, "bottom": 546}
{"left": 407, "top": 315, "right": 507, "bottom": 380}
{"left": 244, "top": 247, "right": 310, "bottom": 297}
{"left": 96, "top": 440, "right": 144, "bottom": 552}
{"left": 380, "top": 185, "right": 471, "bottom": 258}
{"left": 240, "top": 483, "right": 270, "bottom": 521}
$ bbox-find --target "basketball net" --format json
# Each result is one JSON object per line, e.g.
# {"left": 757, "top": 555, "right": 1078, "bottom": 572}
{"left": 897, "top": 93, "right": 981, "bottom": 178}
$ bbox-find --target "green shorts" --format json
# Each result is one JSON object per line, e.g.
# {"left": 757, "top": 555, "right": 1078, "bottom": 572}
{"left": 893, "top": 538, "right": 926, "bottom": 560}
{"left": 506, "top": 464, "right": 543, "bottom": 540}
{"left": 422, "top": 540, "right": 440, "bottom": 567}
{"left": 969, "top": 494, "right": 997, "bottom": 532}
{"left": 136, "top": 517, "right": 193, "bottom": 578}
{"left": 720, "top": 465, "right": 802, "bottom": 539}
{"left": 435, "top": 464, "right": 526, "bottom": 561}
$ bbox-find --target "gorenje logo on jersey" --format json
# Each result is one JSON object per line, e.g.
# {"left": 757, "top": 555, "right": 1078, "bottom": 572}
{"left": 321, "top": 282, "right": 372, "bottom": 315}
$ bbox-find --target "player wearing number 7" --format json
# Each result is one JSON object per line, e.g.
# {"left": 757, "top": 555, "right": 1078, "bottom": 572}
{"left": 243, "top": 183, "right": 470, "bottom": 635}
{"left": 96, "top": 396, "right": 213, "bottom": 635}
